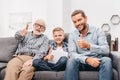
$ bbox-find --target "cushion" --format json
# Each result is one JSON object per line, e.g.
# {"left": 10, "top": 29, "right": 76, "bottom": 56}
{"left": 0, "top": 37, "right": 18, "bottom": 62}
{"left": 105, "top": 32, "right": 111, "bottom": 47}
{"left": 63, "top": 33, "right": 69, "bottom": 43}
{"left": 0, "top": 63, "right": 7, "bottom": 70}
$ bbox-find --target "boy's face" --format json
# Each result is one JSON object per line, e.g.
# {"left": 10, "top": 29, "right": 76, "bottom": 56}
{"left": 53, "top": 31, "right": 65, "bottom": 45}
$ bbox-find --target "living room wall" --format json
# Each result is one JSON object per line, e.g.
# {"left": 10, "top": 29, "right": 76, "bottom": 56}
{"left": 0, "top": 0, "right": 47, "bottom": 37}
{"left": 0, "top": 0, "right": 120, "bottom": 51}
{"left": 0, "top": 0, "right": 63, "bottom": 39}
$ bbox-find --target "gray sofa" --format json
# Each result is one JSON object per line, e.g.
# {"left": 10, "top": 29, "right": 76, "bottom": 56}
{"left": 0, "top": 33, "right": 120, "bottom": 80}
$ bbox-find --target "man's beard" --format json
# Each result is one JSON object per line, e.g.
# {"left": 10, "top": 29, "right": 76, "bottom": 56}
{"left": 78, "top": 23, "right": 86, "bottom": 32}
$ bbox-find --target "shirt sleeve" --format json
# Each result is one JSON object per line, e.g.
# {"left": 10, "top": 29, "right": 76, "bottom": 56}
{"left": 89, "top": 28, "right": 109, "bottom": 56}
{"left": 15, "top": 30, "right": 25, "bottom": 42}
{"left": 33, "top": 36, "right": 49, "bottom": 60}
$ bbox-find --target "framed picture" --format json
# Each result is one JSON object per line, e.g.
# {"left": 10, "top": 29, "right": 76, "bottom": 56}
{"left": 9, "top": 12, "right": 32, "bottom": 30}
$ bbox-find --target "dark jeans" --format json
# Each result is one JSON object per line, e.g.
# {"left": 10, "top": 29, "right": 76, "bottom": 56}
{"left": 33, "top": 56, "right": 68, "bottom": 71}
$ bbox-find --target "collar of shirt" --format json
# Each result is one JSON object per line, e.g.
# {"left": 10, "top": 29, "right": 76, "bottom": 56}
{"left": 76, "top": 26, "right": 93, "bottom": 37}
{"left": 50, "top": 41, "right": 68, "bottom": 52}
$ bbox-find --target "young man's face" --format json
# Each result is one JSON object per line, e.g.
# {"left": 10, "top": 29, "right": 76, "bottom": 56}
{"left": 53, "top": 31, "right": 65, "bottom": 45}
{"left": 72, "top": 13, "right": 87, "bottom": 32}
{"left": 33, "top": 23, "right": 45, "bottom": 36}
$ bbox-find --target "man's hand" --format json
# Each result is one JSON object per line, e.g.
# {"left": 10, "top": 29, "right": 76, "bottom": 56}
{"left": 86, "top": 57, "right": 101, "bottom": 68}
{"left": 22, "top": 59, "right": 33, "bottom": 69}
{"left": 77, "top": 34, "right": 90, "bottom": 49}
{"left": 44, "top": 53, "right": 54, "bottom": 61}
{"left": 20, "top": 24, "right": 29, "bottom": 36}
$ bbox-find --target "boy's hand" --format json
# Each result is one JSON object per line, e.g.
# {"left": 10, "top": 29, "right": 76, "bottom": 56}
{"left": 77, "top": 34, "right": 90, "bottom": 49}
{"left": 20, "top": 24, "right": 29, "bottom": 36}
{"left": 44, "top": 54, "right": 54, "bottom": 61}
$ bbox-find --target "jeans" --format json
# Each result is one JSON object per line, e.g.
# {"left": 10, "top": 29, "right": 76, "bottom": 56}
{"left": 64, "top": 56, "right": 112, "bottom": 80}
{"left": 33, "top": 56, "right": 68, "bottom": 71}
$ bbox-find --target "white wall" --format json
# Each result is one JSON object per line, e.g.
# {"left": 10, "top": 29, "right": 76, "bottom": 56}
{"left": 0, "top": 0, "right": 47, "bottom": 37}
{"left": 62, "top": 0, "right": 74, "bottom": 33}
{"left": 45, "top": 0, "right": 63, "bottom": 39}
{"left": 0, "top": 0, "right": 120, "bottom": 50}
{"left": 0, "top": 0, "right": 63, "bottom": 39}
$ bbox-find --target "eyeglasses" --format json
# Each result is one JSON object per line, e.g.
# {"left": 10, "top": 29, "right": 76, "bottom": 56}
{"left": 34, "top": 23, "right": 45, "bottom": 30}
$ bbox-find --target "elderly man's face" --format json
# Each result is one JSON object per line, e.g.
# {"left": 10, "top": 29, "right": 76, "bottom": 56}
{"left": 33, "top": 20, "right": 46, "bottom": 36}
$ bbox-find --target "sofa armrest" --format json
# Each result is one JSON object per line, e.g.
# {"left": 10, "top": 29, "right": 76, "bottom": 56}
{"left": 110, "top": 51, "right": 120, "bottom": 79}
{"left": 0, "top": 62, "right": 7, "bottom": 71}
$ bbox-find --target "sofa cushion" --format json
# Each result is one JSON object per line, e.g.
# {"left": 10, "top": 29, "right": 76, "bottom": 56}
{"left": 0, "top": 37, "right": 18, "bottom": 62}
{"left": 32, "top": 69, "right": 117, "bottom": 80}
{"left": 33, "top": 71, "right": 59, "bottom": 80}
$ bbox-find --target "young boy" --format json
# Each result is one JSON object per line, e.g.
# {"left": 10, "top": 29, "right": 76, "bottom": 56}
{"left": 33, "top": 27, "right": 68, "bottom": 71}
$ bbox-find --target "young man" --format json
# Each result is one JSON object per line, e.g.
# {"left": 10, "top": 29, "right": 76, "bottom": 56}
{"left": 4, "top": 19, "right": 49, "bottom": 80}
{"left": 64, "top": 10, "right": 112, "bottom": 80}
{"left": 33, "top": 27, "right": 68, "bottom": 71}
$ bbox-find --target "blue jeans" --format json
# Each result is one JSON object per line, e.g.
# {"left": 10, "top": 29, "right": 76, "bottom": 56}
{"left": 64, "top": 56, "right": 112, "bottom": 80}
{"left": 33, "top": 56, "right": 68, "bottom": 71}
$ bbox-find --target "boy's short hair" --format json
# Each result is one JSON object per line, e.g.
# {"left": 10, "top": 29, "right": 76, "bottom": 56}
{"left": 53, "top": 27, "right": 64, "bottom": 34}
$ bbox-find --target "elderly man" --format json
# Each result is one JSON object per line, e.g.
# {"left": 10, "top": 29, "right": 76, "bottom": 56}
{"left": 4, "top": 19, "right": 49, "bottom": 80}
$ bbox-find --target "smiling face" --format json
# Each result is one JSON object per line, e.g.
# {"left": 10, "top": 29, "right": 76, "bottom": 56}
{"left": 33, "top": 19, "right": 46, "bottom": 36}
{"left": 72, "top": 13, "right": 87, "bottom": 32}
{"left": 53, "top": 28, "right": 65, "bottom": 45}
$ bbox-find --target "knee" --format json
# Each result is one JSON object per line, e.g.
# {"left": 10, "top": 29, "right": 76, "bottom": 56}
{"left": 32, "top": 59, "right": 41, "bottom": 67}
{"left": 67, "top": 57, "right": 79, "bottom": 66}
{"left": 6, "top": 59, "right": 21, "bottom": 72}
{"left": 70, "top": 56, "right": 79, "bottom": 62}
{"left": 101, "top": 57, "right": 112, "bottom": 66}
{"left": 59, "top": 56, "right": 68, "bottom": 63}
